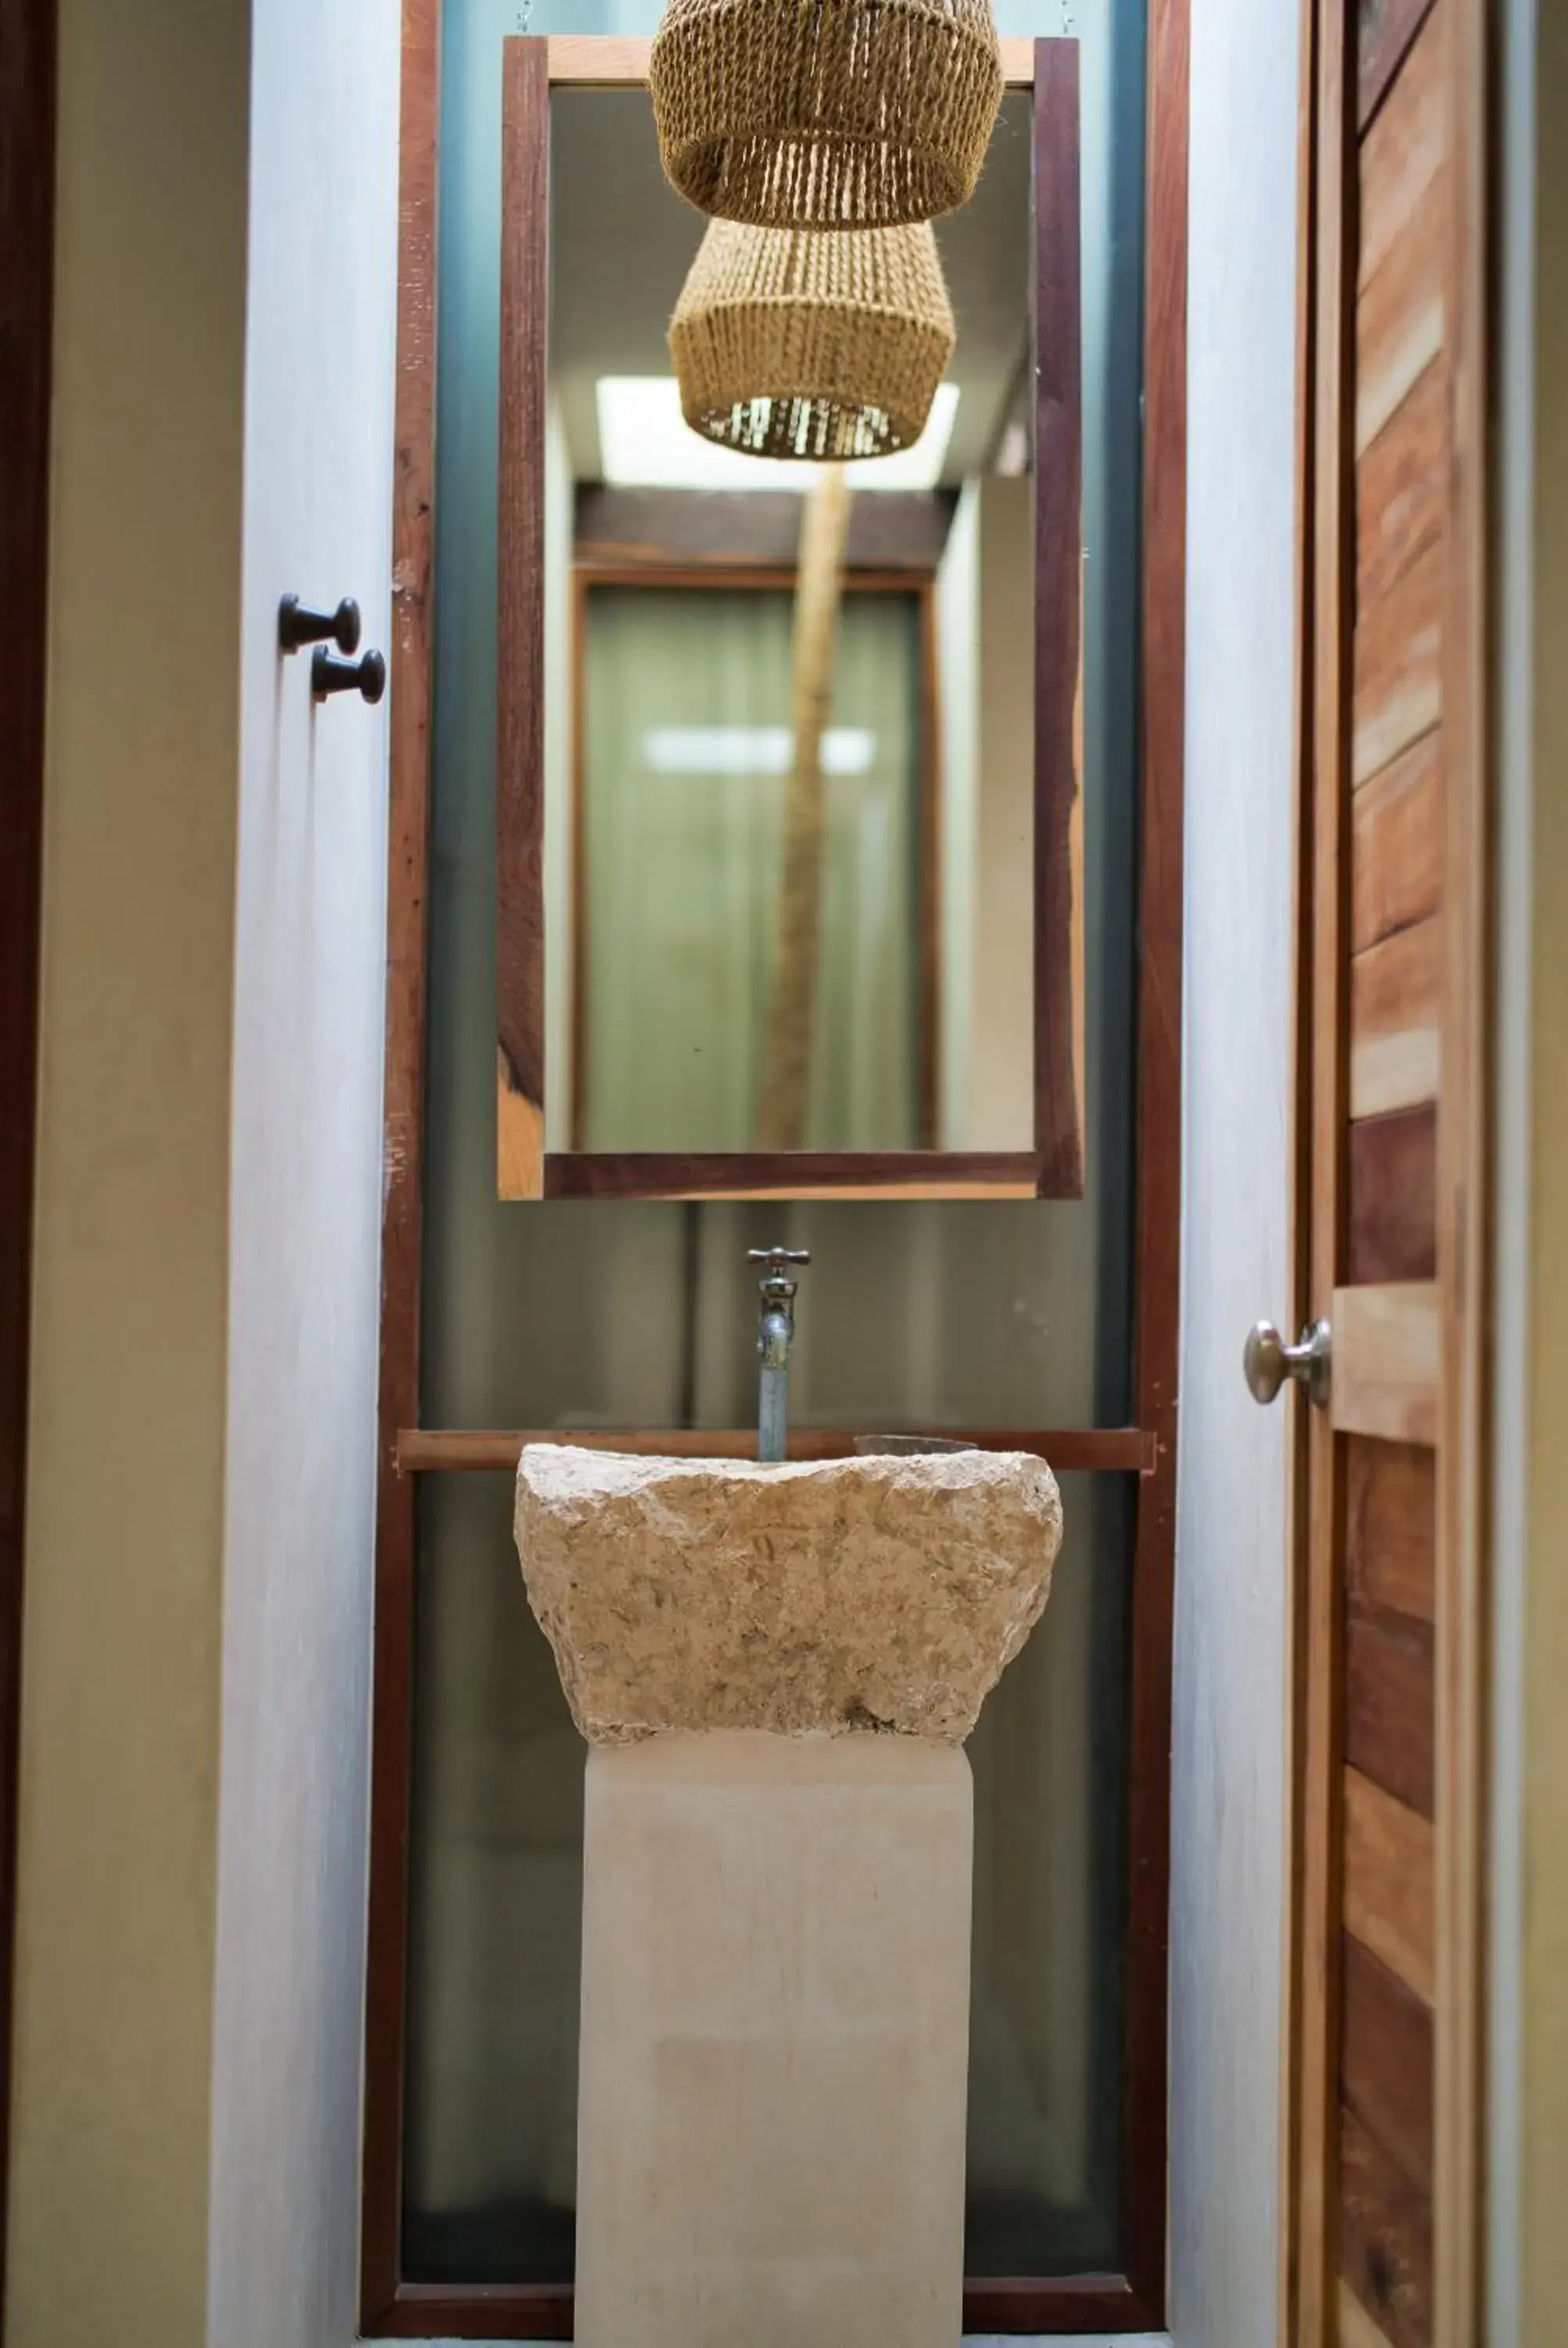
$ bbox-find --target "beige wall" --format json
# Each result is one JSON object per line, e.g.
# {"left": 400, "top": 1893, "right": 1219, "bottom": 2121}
{"left": 10, "top": 3, "right": 399, "bottom": 2343}
{"left": 7, "top": 0, "right": 250, "bottom": 2335}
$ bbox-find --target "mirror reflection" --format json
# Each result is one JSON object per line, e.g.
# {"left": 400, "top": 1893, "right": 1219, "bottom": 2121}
{"left": 542, "top": 88, "right": 1058, "bottom": 1165}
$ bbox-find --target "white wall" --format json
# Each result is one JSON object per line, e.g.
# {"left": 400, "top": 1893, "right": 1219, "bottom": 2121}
{"left": 205, "top": 5, "right": 400, "bottom": 2345}
{"left": 1169, "top": 2, "right": 1302, "bottom": 2343}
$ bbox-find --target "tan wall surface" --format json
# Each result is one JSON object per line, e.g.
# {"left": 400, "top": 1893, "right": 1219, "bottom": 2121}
{"left": 7, "top": 0, "right": 251, "bottom": 2339}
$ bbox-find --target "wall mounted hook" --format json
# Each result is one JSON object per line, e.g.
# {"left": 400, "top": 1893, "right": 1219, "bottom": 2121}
{"left": 311, "top": 646, "right": 386, "bottom": 705}
{"left": 279, "top": 592, "right": 361, "bottom": 654}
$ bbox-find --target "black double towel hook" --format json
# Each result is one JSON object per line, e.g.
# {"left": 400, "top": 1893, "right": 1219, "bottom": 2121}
{"left": 278, "top": 592, "right": 385, "bottom": 704}
{"left": 312, "top": 646, "right": 387, "bottom": 704}
{"left": 279, "top": 592, "right": 361, "bottom": 654}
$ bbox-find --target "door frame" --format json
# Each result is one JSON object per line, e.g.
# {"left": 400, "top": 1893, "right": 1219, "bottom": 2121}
{"left": 1282, "top": 0, "right": 1493, "bottom": 2338}
{"left": 0, "top": 3, "right": 59, "bottom": 2336}
{"left": 360, "top": 3, "right": 1189, "bottom": 2334}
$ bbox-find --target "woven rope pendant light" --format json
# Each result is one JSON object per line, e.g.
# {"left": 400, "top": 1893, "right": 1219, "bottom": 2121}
{"left": 669, "top": 218, "right": 956, "bottom": 463}
{"left": 649, "top": 0, "right": 1004, "bottom": 229}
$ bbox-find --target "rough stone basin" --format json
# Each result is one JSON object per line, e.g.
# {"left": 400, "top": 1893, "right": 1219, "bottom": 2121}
{"left": 513, "top": 1443, "right": 1063, "bottom": 1746}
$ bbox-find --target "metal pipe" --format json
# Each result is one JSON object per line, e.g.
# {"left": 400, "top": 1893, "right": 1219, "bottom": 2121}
{"left": 747, "top": 1248, "right": 811, "bottom": 1462}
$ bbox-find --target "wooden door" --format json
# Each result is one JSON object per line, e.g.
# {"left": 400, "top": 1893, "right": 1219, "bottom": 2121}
{"left": 1283, "top": 2, "right": 1490, "bottom": 2346}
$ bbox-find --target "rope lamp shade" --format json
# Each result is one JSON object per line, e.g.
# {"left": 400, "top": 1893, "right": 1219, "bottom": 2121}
{"left": 649, "top": 0, "right": 1004, "bottom": 229}
{"left": 669, "top": 219, "right": 956, "bottom": 463}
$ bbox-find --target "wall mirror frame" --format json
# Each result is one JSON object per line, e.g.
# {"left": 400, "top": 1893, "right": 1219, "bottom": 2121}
{"left": 362, "top": 8, "right": 1190, "bottom": 2339}
{"left": 495, "top": 35, "right": 1087, "bottom": 1203}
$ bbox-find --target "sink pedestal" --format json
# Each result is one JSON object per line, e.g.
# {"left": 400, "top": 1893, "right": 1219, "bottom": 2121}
{"left": 514, "top": 1443, "right": 1063, "bottom": 2348}
{"left": 577, "top": 1730, "right": 972, "bottom": 2348}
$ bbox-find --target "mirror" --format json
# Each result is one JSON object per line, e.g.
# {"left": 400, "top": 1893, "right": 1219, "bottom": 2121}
{"left": 497, "top": 41, "right": 1083, "bottom": 1201}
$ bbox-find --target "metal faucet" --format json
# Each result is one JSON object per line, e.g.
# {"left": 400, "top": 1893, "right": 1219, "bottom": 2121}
{"left": 748, "top": 1248, "right": 810, "bottom": 1463}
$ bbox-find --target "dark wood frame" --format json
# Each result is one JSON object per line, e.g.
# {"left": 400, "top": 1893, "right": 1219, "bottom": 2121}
{"left": 495, "top": 41, "right": 1085, "bottom": 1204}
{"left": 567, "top": 563, "right": 944, "bottom": 1156}
{"left": 362, "top": 13, "right": 1187, "bottom": 2336}
{"left": 0, "top": 0, "right": 59, "bottom": 2330}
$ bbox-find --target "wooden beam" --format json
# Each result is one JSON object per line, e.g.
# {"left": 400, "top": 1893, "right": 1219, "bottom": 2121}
{"left": 541, "top": 1150, "right": 1041, "bottom": 1201}
{"left": 757, "top": 470, "right": 851, "bottom": 1152}
{"left": 574, "top": 484, "right": 955, "bottom": 574}
{"left": 396, "top": 1427, "right": 1157, "bottom": 1477}
{"left": 361, "top": 0, "right": 441, "bottom": 2325}
{"left": 1121, "top": 0, "right": 1189, "bottom": 2322}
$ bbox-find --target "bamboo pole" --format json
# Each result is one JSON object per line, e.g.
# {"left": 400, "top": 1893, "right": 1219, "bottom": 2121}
{"left": 756, "top": 468, "right": 852, "bottom": 1151}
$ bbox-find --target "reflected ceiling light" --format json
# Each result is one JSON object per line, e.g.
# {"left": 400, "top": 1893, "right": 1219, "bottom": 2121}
{"left": 669, "top": 220, "right": 956, "bottom": 465}
{"left": 649, "top": 0, "right": 1004, "bottom": 229}
{"left": 642, "top": 726, "right": 878, "bottom": 776}
{"left": 595, "top": 375, "right": 959, "bottom": 494}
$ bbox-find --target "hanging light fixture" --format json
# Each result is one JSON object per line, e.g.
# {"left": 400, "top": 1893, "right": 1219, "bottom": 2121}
{"left": 649, "top": 0, "right": 1004, "bottom": 230}
{"left": 669, "top": 218, "right": 957, "bottom": 463}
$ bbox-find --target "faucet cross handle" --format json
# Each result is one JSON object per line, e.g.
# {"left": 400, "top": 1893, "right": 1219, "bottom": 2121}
{"left": 748, "top": 1247, "right": 811, "bottom": 1276}
{"left": 748, "top": 1246, "right": 811, "bottom": 1309}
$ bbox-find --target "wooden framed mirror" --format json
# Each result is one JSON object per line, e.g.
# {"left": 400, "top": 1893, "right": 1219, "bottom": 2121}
{"left": 496, "top": 35, "right": 1084, "bottom": 1202}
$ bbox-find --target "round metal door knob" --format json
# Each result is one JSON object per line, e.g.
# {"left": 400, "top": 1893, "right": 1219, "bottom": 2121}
{"left": 1243, "top": 1317, "right": 1332, "bottom": 1409}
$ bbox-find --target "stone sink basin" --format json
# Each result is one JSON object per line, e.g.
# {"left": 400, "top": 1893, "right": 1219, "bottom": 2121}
{"left": 512, "top": 1444, "right": 1063, "bottom": 1747}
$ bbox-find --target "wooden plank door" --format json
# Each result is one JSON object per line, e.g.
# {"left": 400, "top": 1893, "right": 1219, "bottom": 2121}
{"left": 1283, "top": 2, "right": 1490, "bottom": 2345}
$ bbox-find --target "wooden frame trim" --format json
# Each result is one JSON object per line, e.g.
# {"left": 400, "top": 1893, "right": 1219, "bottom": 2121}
{"left": 363, "top": 16, "right": 1189, "bottom": 2335}
{"left": 1433, "top": 0, "right": 1491, "bottom": 2335}
{"left": 573, "top": 481, "right": 959, "bottom": 574}
{"left": 1032, "top": 39, "right": 1086, "bottom": 1197}
{"left": 544, "top": 33, "right": 1040, "bottom": 88}
{"left": 396, "top": 1426, "right": 1157, "bottom": 1476}
{"left": 495, "top": 36, "right": 550, "bottom": 1197}
{"left": 540, "top": 1151, "right": 1039, "bottom": 1201}
{"left": 917, "top": 571, "right": 944, "bottom": 1151}
{"left": 1117, "top": 0, "right": 1188, "bottom": 2321}
{"left": 566, "top": 566, "right": 943, "bottom": 1157}
{"left": 0, "top": 0, "right": 59, "bottom": 2320}
{"left": 360, "top": 0, "right": 443, "bottom": 2322}
{"left": 1281, "top": 0, "right": 1322, "bottom": 2327}
{"left": 1285, "top": 7, "right": 1494, "bottom": 2339}
{"left": 1287, "top": 0, "right": 1358, "bottom": 2337}
{"left": 496, "top": 39, "right": 1086, "bottom": 1205}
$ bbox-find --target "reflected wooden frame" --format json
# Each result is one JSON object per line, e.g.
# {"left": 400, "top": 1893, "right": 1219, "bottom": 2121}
{"left": 362, "top": 15, "right": 1189, "bottom": 2339}
{"left": 567, "top": 563, "right": 944, "bottom": 1156}
{"left": 495, "top": 38, "right": 1084, "bottom": 1202}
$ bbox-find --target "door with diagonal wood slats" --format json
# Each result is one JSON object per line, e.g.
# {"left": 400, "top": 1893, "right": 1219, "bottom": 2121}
{"left": 1286, "top": 2, "right": 1489, "bottom": 2345}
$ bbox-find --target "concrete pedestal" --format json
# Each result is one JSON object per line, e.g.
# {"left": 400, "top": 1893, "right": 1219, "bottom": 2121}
{"left": 575, "top": 1731, "right": 974, "bottom": 2348}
